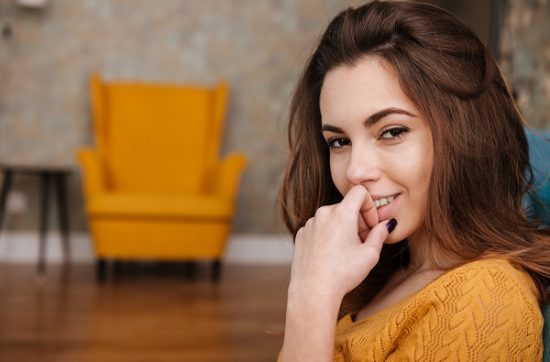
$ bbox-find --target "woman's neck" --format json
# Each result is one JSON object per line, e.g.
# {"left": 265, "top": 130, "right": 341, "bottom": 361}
{"left": 405, "top": 232, "right": 454, "bottom": 273}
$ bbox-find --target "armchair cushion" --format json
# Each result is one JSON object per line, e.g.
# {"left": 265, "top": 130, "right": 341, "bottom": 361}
{"left": 87, "top": 193, "right": 233, "bottom": 219}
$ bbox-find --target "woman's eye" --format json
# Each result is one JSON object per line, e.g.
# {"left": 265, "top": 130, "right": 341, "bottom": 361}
{"left": 380, "top": 127, "right": 409, "bottom": 140}
{"left": 326, "top": 137, "right": 350, "bottom": 149}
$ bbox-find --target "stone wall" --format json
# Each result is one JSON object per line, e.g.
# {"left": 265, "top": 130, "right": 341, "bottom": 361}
{"left": 0, "top": 0, "right": 547, "bottom": 234}
{"left": 500, "top": 0, "right": 550, "bottom": 130}
{"left": 0, "top": 0, "right": 364, "bottom": 233}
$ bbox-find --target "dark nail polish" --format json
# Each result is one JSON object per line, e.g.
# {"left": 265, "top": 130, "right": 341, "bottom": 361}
{"left": 386, "top": 218, "right": 397, "bottom": 233}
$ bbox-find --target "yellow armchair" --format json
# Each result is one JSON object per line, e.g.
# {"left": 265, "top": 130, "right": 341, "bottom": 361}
{"left": 77, "top": 74, "right": 247, "bottom": 282}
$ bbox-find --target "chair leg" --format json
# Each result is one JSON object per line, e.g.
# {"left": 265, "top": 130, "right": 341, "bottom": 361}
{"left": 211, "top": 259, "right": 222, "bottom": 282}
{"left": 96, "top": 258, "right": 108, "bottom": 283}
{"left": 182, "top": 260, "right": 198, "bottom": 279}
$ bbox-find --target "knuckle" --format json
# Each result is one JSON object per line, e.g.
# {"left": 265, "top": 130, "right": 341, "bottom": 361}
{"left": 315, "top": 205, "right": 331, "bottom": 217}
{"left": 294, "top": 229, "right": 302, "bottom": 242}
{"left": 333, "top": 205, "right": 349, "bottom": 220}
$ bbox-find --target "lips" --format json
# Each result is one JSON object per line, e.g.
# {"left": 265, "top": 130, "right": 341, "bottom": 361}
{"left": 372, "top": 193, "right": 400, "bottom": 221}
{"left": 373, "top": 194, "right": 399, "bottom": 209}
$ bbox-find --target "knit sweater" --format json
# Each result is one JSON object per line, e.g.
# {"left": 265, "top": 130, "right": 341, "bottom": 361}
{"left": 334, "top": 258, "right": 542, "bottom": 361}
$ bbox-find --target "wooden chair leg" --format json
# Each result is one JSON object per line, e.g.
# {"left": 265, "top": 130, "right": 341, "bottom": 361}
{"left": 211, "top": 259, "right": 222, "bottom": 282}
{"left": 183, "top": 260, "right": 198, "bottom": 279}
{"left": 96, "top": 258, "right": 108, "bottom": 283}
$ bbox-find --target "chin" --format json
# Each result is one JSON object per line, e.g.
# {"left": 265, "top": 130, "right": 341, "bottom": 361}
{"left": 384, "top": 235, "right": 403, "bottom": 244}
{"left": 384, "top": 230, "right": 409, "bottom": 245}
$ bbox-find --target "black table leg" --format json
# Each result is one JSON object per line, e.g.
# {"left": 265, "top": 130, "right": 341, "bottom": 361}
{"left": 0, "top": 169, "right": 14, "bottom": 232}
{"left": 54, "top": 173, "right": 70, "bottom": 262}
{"left": 38, "top": 173, "right": 51, "bottom": 275}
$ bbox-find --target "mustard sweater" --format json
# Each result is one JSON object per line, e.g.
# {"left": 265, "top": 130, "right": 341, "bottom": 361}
{"left": 280, "top": 258, "right": 543, "bottom": 361}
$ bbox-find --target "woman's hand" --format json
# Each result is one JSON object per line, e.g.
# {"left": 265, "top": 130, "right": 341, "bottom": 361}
{"left": 281, "top": 185, "right": 396, "bottom": 362}
{"left": 289, "top": 184, "right": 392, "bottom": 301}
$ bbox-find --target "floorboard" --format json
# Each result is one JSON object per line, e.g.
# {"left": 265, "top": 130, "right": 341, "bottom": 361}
{"left": 0, "top": 262, "right": 290, "bottom": 362}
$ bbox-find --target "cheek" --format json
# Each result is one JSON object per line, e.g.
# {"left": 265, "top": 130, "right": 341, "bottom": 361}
{"left": 411, "top": 159, "right": 432, "bottom": 193}
{"left": 403, "top": 148, "right": 433, "bottom": 207}
{"left": 418, "top": 150, "right": 434, "bottom": 195}
{"left": 330, "top": 156, "right": 348, "bottom": 195}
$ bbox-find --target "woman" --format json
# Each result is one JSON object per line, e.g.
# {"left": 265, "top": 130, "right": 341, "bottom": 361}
{"left": 279, "top": 1, "right": 550, "bottom": 361}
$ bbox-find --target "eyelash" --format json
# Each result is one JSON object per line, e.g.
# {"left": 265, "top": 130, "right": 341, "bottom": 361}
{"left": 325, "top": 126, "right": 410, "bottom": 150}
{"left": 380, "top": 126, "right": 410, "bottom": 140}
{"left": 326, "top": 137, "right": 350, "bottom": 149}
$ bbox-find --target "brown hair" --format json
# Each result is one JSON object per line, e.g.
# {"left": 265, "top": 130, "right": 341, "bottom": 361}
{"left": 279, "top": 1, "right": 550, "bottom": 315}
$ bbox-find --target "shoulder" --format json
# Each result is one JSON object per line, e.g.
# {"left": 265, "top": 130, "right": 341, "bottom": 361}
{"left": 392, "top": 258, "right": 544, "bottom": 360}
{"left": 435, "top": 258, "right": 539, "bottom": 304}
{"left": 426, "top": 257, "right": 542, "bottom": 334}
{"left": 335, "top": 258, "right": 543, "bottom": 360}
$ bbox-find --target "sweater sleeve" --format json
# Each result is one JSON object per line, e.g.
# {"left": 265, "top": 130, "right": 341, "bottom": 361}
{"left": 386, "top": 265, "right": 543, "bottom": 362}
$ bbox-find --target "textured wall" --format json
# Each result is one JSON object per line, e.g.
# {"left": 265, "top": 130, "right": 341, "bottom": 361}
{"left": 0, "top": 0, "right": 363, "bottom": 233}
{"left": 500, "top": 0, "right": 550, "bottom": 130}
{"left": 0, "top": 0, "right": 548, "bottom": 234}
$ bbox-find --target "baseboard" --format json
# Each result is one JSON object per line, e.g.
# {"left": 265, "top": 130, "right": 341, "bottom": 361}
{"left": 0, "top": 231, "right": 293, "bottom": 265}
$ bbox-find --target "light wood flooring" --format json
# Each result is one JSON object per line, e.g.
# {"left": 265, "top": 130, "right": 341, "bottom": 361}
{"left": 0, "top": 262, "right": 290, "bottom": 362}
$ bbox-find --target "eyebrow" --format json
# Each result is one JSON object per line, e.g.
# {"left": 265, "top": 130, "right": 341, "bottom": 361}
{"left": 321, "top": 107, "right": 417, "bottom": 133}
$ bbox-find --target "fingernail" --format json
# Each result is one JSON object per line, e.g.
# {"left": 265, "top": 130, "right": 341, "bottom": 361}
{"left": 386, "top": 218, "right": 397, "bottom": 233}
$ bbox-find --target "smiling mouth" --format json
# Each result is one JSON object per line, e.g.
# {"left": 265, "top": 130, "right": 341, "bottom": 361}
{"left": 374, "top": 194, "right": 399, "bottom": 209}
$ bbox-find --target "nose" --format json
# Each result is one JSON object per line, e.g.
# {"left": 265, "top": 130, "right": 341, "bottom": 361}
{"left": 346, "top": 143, "right": 381, "bottom": 185}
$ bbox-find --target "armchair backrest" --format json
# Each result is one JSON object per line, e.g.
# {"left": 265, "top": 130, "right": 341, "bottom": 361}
{"left": 524, "top": 129, "right": 550, "bottom": 226}
{"left": 90, "top": 74, "right": 228, "bottom": 194}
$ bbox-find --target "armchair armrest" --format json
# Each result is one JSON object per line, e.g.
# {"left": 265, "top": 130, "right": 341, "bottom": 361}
{"left": 207, "top": 153, "right": 247, "bottom": 201}
{"left": 76, "top": 147, "right": 106, "bottom": 197}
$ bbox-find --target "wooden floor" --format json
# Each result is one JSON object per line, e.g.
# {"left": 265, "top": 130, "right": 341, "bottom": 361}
{"left": 0, "top": 262, "right": 290, "bottom": 362}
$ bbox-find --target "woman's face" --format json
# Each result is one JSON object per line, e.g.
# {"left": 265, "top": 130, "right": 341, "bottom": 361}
{"left": 319, "top": 56, "right": 433, "bottom": 244}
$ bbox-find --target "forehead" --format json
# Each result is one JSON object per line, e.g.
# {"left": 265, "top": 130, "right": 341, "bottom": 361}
{"left": 320, "top": 57, "right": 418, "bottom": 125}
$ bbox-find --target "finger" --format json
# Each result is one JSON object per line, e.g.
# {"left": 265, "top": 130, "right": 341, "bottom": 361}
{"left": 358, "top": 212, "right": 368, "bottom": 239}
{"left": 338, "top": 185, "right": 370, "bottom": 219}
{"left": 360, "top": 220, "right": 395, "bottom": 264}
{"left": 358, "top": 225, "right": 370, "bottom": 242}
{"left": 359, "top": 190, "right": 379, "bottom": 229}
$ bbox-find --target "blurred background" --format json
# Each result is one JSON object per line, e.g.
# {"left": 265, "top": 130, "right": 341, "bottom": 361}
{"left": 0, "top": 0, "right": 548, "bottom": 361}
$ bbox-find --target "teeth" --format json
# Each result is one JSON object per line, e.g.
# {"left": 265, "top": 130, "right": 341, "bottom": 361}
{"left": 374, "top": 195, "right": 395, "bottom": 208}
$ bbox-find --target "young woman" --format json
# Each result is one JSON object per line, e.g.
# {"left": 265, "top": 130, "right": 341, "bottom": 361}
{"left": 279, "top": 1, "right": 550, "bottom": 360}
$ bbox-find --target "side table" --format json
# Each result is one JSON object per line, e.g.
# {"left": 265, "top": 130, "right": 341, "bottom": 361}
{"left": 0, "top": 163, "right": 72, "bottom": 274}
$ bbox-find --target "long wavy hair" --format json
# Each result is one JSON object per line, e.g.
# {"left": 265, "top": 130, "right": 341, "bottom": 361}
{"left": 279, "top": 0, "right": 550, "bottom": 316}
